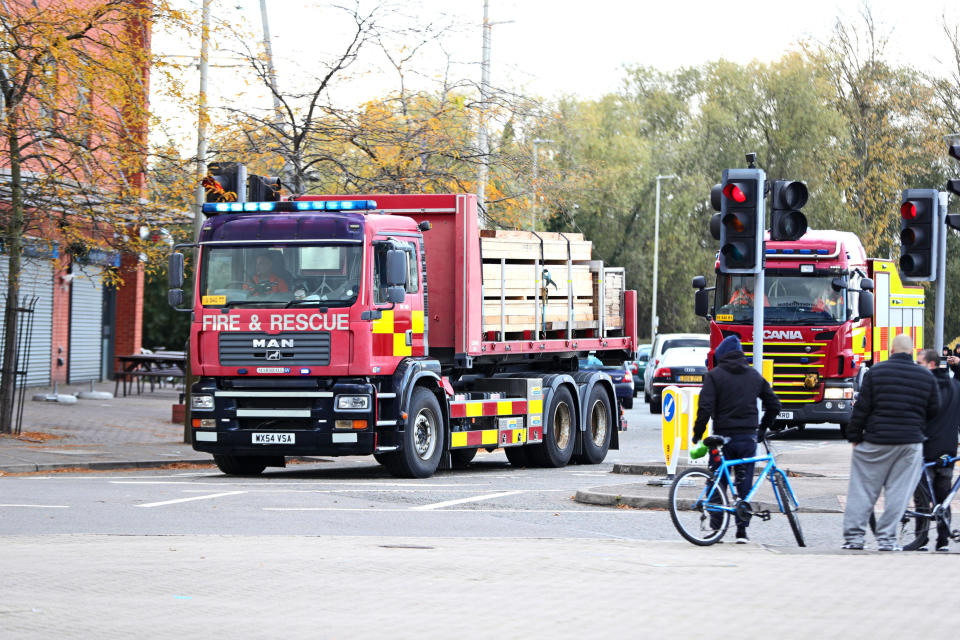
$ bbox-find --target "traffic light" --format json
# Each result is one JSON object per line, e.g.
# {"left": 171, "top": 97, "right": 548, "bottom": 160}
{"left": 203, "top": 162, "right": 240, "bottom": 203}
{"left": 248, "top": 174, "right": 282, "bottom": 202}
{"left": 717, "top": 168, "right": 765, "bottom": 273}
{"left": 769, "top": 180, "right": 808, "bottom": 241}
{"left": 899, "top": 188, "right": 940, "bottom": 281}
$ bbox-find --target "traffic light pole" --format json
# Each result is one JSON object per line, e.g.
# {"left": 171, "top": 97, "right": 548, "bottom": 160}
{"left": 753, "top": 269, "right": 764, "bottom": 376}
{"left": 935, "top": 191, "right": 948, "bottom": 355}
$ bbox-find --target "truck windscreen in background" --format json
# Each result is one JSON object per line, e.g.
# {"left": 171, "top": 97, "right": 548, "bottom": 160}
{"left": 714, "top": 273, "right": 846, "bottom": 325}
{"left": 201, "top": 244, "right": 363, "bottom": 308}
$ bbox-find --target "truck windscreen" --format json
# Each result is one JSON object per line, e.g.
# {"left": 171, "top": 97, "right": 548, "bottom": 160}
{"left": 201, "top": 244, "right": 363, "bottom": 308}
{"left": 714, "top": 273, "right": 846, "bottom": 324}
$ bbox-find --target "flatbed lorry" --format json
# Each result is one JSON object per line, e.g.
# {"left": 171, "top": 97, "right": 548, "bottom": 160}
{"left": 169, "top": 193, "right": 637, "bottom": 477}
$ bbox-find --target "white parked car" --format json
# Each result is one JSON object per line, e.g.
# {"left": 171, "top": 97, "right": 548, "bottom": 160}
{"left": 647, "top": 347, "right": 710, "bottom": 414}
{"left": 643, "top": 333, "right": 710, "bottom": 407}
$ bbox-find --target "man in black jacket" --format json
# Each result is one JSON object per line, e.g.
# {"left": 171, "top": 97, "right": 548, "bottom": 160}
{"left": 842, "top": 334, "right": 939, "bottom": 551}
{"left": 917, "top": 349, "right": 960, "bottom": 551}
{"left": 692, "top": 334, "right": 781, "bottom": 543}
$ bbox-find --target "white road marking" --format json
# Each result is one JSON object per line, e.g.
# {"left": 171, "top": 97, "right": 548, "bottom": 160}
{"left": 0, "top": 504, "right": 69, "bottom": 509}
{"left": 263, "top": 507, "right": 634, "bottom": 513}
{"left": 111, "top": 480, "right": 487, "bottom": 488}
{"left": 412, "top": 491, "right": 523, "bottom": 511}
{"left": 135, "top": 491, "right": 246, "bottom": 508}
{"left": 179, "top": 488, "right": 569, "bottom": 494}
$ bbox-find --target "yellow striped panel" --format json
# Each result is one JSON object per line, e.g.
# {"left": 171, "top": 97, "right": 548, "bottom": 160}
{"left": 497, "top": 401, "right": 513, "bottom": 415}
{"left": 393, "top": 332, "right": 412, "bottom": 357}
{"left": 450, "top": 432, "right": 468, "bottom": 447}
{"left": 465, "top": 402, "right": 483, "bottom": 417}
{"left": 528, "top": 399, "right": 543, "bottom": 414}
{"left": 372, "top": 310, "right": 394, "bottom": 334}
{"left": 411, "top": 310, "right": 424, "bottom": 334}
{"left": 774, "top": 364, "right": 824, "bottom": 368}
{"left": 481, "top": 429, "right": 498, "bottom": 445}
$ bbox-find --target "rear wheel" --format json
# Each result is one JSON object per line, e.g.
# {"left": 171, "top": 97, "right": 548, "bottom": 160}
{"left": 213, "top": 454, "right": 268, "bottom": 476}
{"left": 650, "top": 393, "right": 662, "bottom": 414}
{"left": 773, "top": 471, "right": 805, "bottom": 547}
{"left": 505, "top": 447, "right": 531, "bottom": 467}
{"left": 450, "top": 448, "right": 478, "bottom": 469}
{"left": 578, "top": 386, "right": 612, "bottom": 464}
{"left": 669, "top": 468, "right": 730, "bottom": 546}
{"left": 529, "top": 386, "right": 577, "bottom": 468}
{"left": 621, "top": 396, "right": 634, "bottom": 410}
{"left": 386, "top": 387, "right": 444, "bottom": 478}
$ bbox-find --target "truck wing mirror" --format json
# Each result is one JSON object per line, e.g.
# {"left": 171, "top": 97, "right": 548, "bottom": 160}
{"left": 385, "top": 286, "right": 406, "bottom": 304}
{"left": 168, "top": 252, "right": 185, "bottom": 289}
{"left": 859, "top": 278, "right": 874, "bottom": 292}
{"left": 385, "top": 249, "right": 408, "bottom": 287}
{"left": 167, "top": 289, "right": 183, "bottom": 307}
{"left": 692, "top": 275, "right": 706, "bottom": 289}
{"left": 858, "top": 291, "right": 874, "bottom": 319}
{"left": 694, "top": 289, "right": 710, "bottom": 318}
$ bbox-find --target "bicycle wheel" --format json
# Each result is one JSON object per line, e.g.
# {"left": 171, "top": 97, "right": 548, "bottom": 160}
{"left": 868, "top": 479, "right": 932, "bottom": 550}
{"left": 669, "top": 468, "right": 730, "bottom": 546}
{"left": 773, "top": 471, "right": 805, "bottom": 547}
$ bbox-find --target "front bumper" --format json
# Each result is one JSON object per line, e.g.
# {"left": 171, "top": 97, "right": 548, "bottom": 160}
{"left": 774, "top": 398, "right": 853, "bottom": 425}
{"left": 189, "top": 378, "right": 398, "bottom": 457}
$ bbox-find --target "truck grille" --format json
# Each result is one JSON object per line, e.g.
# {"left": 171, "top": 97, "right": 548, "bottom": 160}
{"left": 218, "top": 332, "right": 331, "bottom": 366}
{"left": 743, "top": 340, "right": 829, "bottom": 404}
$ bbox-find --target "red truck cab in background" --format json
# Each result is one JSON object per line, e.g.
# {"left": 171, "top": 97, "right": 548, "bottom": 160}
{"left": 171, "top": 194, "right": 637, "bottom": 477}
{"left": 693, "top": 230, "right": 924, "bottom": 431}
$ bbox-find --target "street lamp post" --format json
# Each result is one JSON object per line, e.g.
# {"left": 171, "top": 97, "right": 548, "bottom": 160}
{"left": 531, "top": 138, "right": 553, "bottom": 230}
{"left": 651, "top": 174, "right": 678, "bottom": 342}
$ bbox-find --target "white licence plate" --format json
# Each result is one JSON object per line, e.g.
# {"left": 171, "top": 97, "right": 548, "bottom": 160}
{"left": 252, "top": 432, "right": 295, "bottom": 444}
{"left": 777, "top": 411, "right": 794, "bottom": 420}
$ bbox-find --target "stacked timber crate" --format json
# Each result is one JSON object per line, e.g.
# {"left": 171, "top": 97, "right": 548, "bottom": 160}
{"left": 480, "top": 229, "right": 625, "bottom": 339}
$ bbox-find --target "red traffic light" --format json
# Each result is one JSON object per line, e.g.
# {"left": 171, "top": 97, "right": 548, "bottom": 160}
{"left": 723, "top": 183, "right": 747, "bottom": 203}
{"left": 900, "top": 201, "right": 918, "bottom": 220}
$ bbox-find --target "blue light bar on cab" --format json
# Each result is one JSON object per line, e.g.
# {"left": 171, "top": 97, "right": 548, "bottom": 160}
{"left": 202, "top": 199, "right": 377, "bottom": 215}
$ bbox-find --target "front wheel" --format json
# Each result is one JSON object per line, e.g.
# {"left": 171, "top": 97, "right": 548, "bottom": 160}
{"left": 213, "top": 454, "right": 268, "bottom": 476}
{"left": 773, "top": 471, "right": 805, "bottom": 547}
{"left": 669, "top": 468, "right": 730, "bottom": 546}
{"left": 386, "top": 387, "right": 444, "bottom": 478}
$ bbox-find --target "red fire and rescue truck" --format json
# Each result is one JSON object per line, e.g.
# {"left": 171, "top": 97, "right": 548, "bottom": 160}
{"left": 168, "top": 193, "right": 637, "bottom": 477}
{"left": 693, "top": 229, "right": 923, "bottom": 431}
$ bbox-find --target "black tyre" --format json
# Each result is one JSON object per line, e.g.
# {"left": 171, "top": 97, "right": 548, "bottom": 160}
{"left": 669, "top": 468, "right": 730, "bottom": 546}
{"left": 650, "top": 393, "right": 662, "bottom": 414}
{"left": 578, "top": 385, "right": 613, "bottom": 464}
{"left": 450, "top": 448, "right": 478, "bottom": 469}
{"left": 386, "top": 387, "right": 444, "bottom": 478}
{"left": 213, "top": 454, "right": 268, "bottom": 476}
{"left": 505, "top": 446, "right": 531, "bottom": 467}
{"left": 644, "top": 390, "right": 651, "bottom": 404}
{"left": 529, "top": 386, "right": 577, "bottom": 468}
{"left": 773, "top": 471, "right": 805, "bottom": 547}
{"left": 621, "top": 396, "right": 634, "bottom": 410}
{"left": 870, "top": 479, "right": 933, "bottom": 550}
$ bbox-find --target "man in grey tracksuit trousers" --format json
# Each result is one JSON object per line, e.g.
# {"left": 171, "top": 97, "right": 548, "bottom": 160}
{"left": 842, "top": 334, "right": 940, "bottom": 550}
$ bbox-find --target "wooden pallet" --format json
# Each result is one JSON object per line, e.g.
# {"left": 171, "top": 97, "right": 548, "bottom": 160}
{"left": 480, "top": 229, "right": 592, "bottom": 262}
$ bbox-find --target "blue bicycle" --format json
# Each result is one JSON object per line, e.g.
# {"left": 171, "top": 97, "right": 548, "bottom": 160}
{"left": 668, "top": 435, "right": 805, "bottom": 546}
{"left": 868, "top": 454, "right": 960, "bottom": 551}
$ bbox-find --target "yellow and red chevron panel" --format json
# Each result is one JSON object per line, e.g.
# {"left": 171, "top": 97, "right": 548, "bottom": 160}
{"left": 372, "top": 309, "right": 425, "bottom": 357}
{"left": 449, "top": 397, "right": 542, "bottom": 418}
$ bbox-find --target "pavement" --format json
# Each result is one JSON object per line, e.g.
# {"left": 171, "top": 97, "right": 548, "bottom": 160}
{"left": 574, "top": 440, "right": 855, "bottom": 514}
{"left": 2, "top": 534, "right": 956, "bottom": 638}
{"left": 0, "top": 381, "right": 211, "bottom": 473}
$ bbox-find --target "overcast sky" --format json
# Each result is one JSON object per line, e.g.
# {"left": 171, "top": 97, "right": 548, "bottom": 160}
{"left": 152, "top": 0, "right": 960, "bottom": 146}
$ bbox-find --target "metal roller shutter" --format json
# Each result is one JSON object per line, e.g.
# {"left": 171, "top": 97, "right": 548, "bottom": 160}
{"left": 0, "top": 257, "right": 54, "bottom": 386}
{"left": 68, "top": 264, "right": 104, "bottom": 382}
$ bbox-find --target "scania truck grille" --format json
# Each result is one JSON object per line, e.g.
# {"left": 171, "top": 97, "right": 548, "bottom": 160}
{"left": 743, "top": 340, "right": 828, "bottom": 404}
{"left": 218, "top": 331, "right": 331, "bottom": 366}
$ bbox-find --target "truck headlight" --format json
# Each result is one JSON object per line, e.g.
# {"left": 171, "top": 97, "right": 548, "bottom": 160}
{"left": 191, "top": 394, "right": 214, "bottom": 410}
{"left": 824, "top": 388, "right": 854, "bottom": 400}
{"left": 336, "top": 395, "right": 370, "bottom": 411}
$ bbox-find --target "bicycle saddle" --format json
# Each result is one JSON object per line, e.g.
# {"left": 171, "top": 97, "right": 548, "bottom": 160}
{"left": 703, "top": 435, "right": 730, "bottom": 448}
